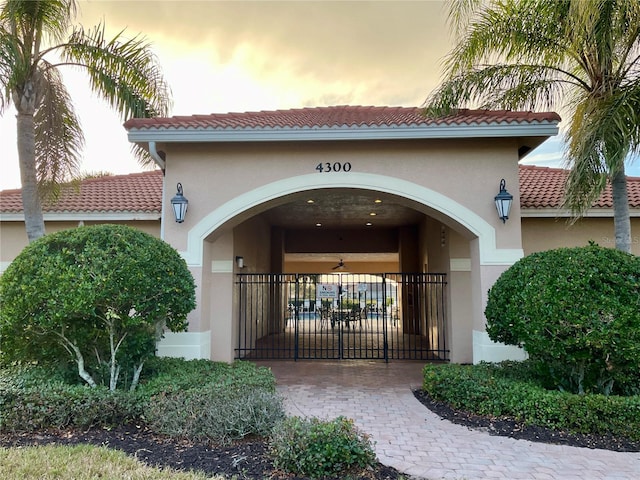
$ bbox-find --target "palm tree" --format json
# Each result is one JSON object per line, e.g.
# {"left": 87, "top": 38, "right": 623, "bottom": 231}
{"left": 0, "top": 0, "right": 171, "bottom": 242}
{"left": 424, "top": 0, "right": 640, "bottom": 252}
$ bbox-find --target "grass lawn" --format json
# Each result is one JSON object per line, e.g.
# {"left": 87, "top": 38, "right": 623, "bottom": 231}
{"left": 0, "top": 444, "right": 225, "bottom": 480}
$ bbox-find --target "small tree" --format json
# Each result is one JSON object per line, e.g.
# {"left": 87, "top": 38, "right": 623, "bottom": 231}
{"left": 485, "top": 245, "right": 640, "bottom": 395}
{"left": 0, "top": 224, "right": 195, "bottom": 391}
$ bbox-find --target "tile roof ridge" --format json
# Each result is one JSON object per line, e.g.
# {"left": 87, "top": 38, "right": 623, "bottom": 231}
{"left": 0, "top": 186, "right": 22, "bottom": 194}
{"left": 77, "top": 169, "right": 161, "bottom": 184}
{"left": 0, "top": 169, "right": 162, "bottom": 195}
{"left": 519, "top": 164, "right": 568, "bottom": 172}
{"left": 520, "top": 163, "right": 640, "bottom": 180}
{"left": 135, "top": 105, "right": 560, "bottom": 116}
{"left": 191, "top": 105, "right": 412, "bottom": 116}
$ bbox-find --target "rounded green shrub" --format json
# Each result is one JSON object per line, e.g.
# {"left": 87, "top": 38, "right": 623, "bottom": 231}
{"left": 0, "top": 224, "right": 196, "bottom": 390}
{"left": 269, "top": 416, "right": 377, "bottom": 479}
{"left": 485, "top": 245, "right": 640, "bottom": 394}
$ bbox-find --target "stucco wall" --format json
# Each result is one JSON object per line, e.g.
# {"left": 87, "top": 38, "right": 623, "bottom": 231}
{"left": 0, "top": 220, "right": 160, "bottom": 272}
{"left": 522, "top": 217, "right": 640, "bottom": 256}
{"left": 159, "top": 138, "right": 525, "bottom": 261}
{"left": 234, "top": 215, "right": 273, "bottom": 273}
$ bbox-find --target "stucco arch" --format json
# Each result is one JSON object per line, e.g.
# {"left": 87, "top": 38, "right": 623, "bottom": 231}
{"left": 178, "top": 172, "right": 523, "bottom": 267}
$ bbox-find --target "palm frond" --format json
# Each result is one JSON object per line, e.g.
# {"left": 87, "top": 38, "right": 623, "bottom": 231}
{"left": 427, "top": 0, "right": 640, "bottom": 239}
{"left": 563, "top": 84, "right": 640, "bottom": 215}
{"left": 613, "top": 1, "right": 640, "bottom": 80}
{"left": 446, "top": 0, "right": 483, "bottom": 40}
{"left": 444, "top": 0, "right": 570, "bottom": 76}
{"left": 0, "top": 25, "right": 20, "bottom": 111}
{"left": 33, "top": 62, "right": 83, "bottom": 199}
{"left": 131, "top": 143, "right": 158, "bottom": 169}
{"left": 1, "top": 0, "right": 76, "bottom": 45}
{"left": 61, "top": 22, "right": 172, "bottom": 120}
{"left": 424, "top": 64, "right": 570, "bottom": 116}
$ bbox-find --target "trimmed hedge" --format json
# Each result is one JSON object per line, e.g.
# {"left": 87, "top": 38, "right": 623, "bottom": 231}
{"left": 136, "top": 357, "right": 277, "bottom": 397}
{"left": 0, "top": 358, "right": 284, "bottom": 444}
{"left": 485, "top": 245, "right": 640, "bottom": 395}
{"left": 144, "top": 385, "right": 284, "bottom": 444}
{"left": 422, "top": 362, "right": 640, "bottom": 441}
{"left": 0, "top": 382, "right": 140, "bottom": 431}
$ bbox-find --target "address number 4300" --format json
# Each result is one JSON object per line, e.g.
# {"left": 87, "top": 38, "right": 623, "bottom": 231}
{"left": 315, "top": 162, "right": 352, "bottom": 173}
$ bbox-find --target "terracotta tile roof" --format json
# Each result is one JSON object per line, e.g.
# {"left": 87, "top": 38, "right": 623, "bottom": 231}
{"left": 519, "top": 165, "right": 640, "bottom": 209}
{"left": 2, "top": 165, "right": 638, "bottom": 216}
{"left": 124, "top": 106, "right": 561, "bottom": 131}
{"left": 0, "top": 170, "right": 162, "bottom": 215}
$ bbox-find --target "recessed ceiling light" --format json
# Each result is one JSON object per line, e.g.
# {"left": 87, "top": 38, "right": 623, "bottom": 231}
{"left": 374, "top": 199, "right": 382, "bottom": 203}
{"left": 307, "top": 199, "right": 315, "bottom": 204}
{"left": 365, "top": 222, "right": 373, "bottom": 226}
{"left": 315, "top": 223, "right": 322, "bottom": 227}
{"left": 369, "top": 212, "right": 377, "bottom": 216}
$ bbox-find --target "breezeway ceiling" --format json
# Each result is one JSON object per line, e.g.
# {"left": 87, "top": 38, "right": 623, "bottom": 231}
{"left": 263, "top": 188, "right": 426, "bottom": 229}
{"left": 262, "top": 188, "right": 424, "bottom": 265}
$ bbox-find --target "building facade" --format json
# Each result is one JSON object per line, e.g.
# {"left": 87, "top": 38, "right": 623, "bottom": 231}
{"left": 2, "top": 106, "right": 639, "bottom": 365}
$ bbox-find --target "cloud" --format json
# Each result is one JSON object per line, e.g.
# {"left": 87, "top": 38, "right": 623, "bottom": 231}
{"left": 78, "top": 0, "right": 451, "bottom": 110}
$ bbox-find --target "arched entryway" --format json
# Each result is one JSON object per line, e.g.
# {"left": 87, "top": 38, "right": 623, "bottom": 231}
{"left": 165, "top": 172, "right": 521, "bottom": 364}
{"left": 232, "top": 182, "right": 453, "bottom": 361}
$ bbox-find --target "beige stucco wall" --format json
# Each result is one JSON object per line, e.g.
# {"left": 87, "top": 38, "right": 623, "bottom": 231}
{"left": 18, "top": 137, "right": 635, "bottom": 364}
{"left": 522, "top": 216, "right": 640, "bottom": 256}
{"left": 234, "top": 215, "right": 273, "bottom": 273}
{"left": 159, "top": 138, "right": 524, "bottom": 255}
{"left": 446, "top": 228, "right": 474, "bottom": 364}
{"left": 0, "top": 220, "right": 160, "bottom": 272}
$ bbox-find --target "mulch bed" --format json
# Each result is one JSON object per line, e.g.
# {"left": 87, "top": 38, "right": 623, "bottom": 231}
{"left": 413, "top": 389, "right": 640, "bottom": 453}
{"left": 0, "top": 424, "right": 402, "bottom": 480}
{"left": 1, "top": 392, "right": 637, "bottom": 479}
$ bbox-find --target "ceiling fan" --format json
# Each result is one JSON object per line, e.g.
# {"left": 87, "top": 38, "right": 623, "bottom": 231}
{"left": 332, "top": 259, "right": 347, "bottom": 270}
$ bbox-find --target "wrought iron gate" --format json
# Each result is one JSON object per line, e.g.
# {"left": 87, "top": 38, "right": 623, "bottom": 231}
{"left": 235, "top": 273, "right": 448, "bottom": 361}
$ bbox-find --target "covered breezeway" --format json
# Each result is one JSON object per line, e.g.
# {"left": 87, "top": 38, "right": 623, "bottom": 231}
{"left": 235, "top": 272, "right": 448, "bottom": 361}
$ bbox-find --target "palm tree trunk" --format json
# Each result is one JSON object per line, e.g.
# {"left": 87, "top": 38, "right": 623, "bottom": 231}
{"left": 16, "top": 111, "right": 46, "bottom": 242}
{"left": 611, "top": 168, "right": 631, "bottom": 253}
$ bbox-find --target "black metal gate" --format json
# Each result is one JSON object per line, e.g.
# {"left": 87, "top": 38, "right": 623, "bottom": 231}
{"left": 235, "top": 273, "right": 448, "bottom": 361}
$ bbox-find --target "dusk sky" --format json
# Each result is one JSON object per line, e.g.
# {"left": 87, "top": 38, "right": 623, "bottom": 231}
{"left": 1, "top": 0, "right": 636, "bottom": 191}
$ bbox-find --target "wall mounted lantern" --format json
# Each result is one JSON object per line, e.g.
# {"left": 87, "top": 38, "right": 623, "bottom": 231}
{"left": 494, "top": 179, "right": 513, "bottom": 223}
{"left": 170, "top": 183, "right": 189, "bottom": 223}
{"left": 235, "top": 256, "right": 245, "bottom": 269}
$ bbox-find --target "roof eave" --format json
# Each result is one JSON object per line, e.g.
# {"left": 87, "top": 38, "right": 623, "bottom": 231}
{"left": 127, "top": 123, "right": 560, "bottom": 144}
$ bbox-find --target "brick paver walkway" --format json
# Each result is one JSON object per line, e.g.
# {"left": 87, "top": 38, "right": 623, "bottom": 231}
{"left": 257, "top": 360, "right": 640, "bottom": 480}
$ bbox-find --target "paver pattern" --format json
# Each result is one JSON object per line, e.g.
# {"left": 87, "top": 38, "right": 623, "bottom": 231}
{"left": 257, "top": 360, "right": 640, "bottom": 480}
